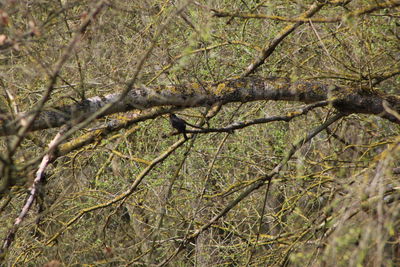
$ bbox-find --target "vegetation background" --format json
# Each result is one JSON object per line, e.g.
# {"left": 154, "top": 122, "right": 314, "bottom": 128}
{"left": 0, "top": 0, "right": 399, "bottom": 266}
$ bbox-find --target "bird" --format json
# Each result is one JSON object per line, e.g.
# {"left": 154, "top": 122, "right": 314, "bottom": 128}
{"left": 169, "top": 113, "right": 188, "bottom": 139}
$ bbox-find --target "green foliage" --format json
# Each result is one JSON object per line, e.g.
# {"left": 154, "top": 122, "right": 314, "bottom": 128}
{"left": 0, "top": 0, "right": 400, "bottom": 266}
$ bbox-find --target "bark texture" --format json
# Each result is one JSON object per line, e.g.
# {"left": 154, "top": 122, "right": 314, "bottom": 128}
{"left": 1, "top": 76, "right": 399, "bottom": 136}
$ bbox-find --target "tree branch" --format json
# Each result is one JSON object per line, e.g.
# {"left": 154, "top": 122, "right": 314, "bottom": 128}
{"left": 182, "top": 101, "right": 329, "bottom": 134}
{"left": 211, "top": 0, "right": 400, "bottom": 23}
{"left": 1, "top": 76, "right": 399, "bottom": 136}
{"left": 242, "top": 2, "right": 325, "bottom": 76}
{"left": 1, "top": 126, "right": 68, "bottom": 251}
{"left": 156, "top": 113, "right": 346, "bottom": 266}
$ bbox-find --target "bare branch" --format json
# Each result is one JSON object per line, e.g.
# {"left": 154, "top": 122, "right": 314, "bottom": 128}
{"left": 184, "top": 101, "right": 329, "bottom": 134}
{"left": 157, "top": 113, "right": 346, "bottom": 266}
{"left": 242, "top": 2, "right": 326, "bottom": 76}
{"left": 1, "top": 126, "right": 69, "bottom": 251}
{"left": 1, "top": 77, "right": 399, "bottom": 136}
{"left": 211, "top": 0, "right": 400, "bottom": 23}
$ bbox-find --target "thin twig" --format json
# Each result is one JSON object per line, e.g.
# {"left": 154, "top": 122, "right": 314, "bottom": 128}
{"left": 242, "top": 2, "right": 325, "bottom": 77}
{"left": 157, "top": 113, "right": 346, "bottom": 266}
{"left": 183, "top": 101, "right": 329, "bottom": 134}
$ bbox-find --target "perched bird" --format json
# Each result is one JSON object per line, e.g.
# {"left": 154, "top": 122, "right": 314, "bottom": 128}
{"left": 169, "top": 113, "right": 188, "bottom": 139}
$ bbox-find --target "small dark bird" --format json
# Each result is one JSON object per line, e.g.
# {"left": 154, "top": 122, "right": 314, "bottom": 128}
{"left": 169, "top": 113, "right": 188, "bottom": 139}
